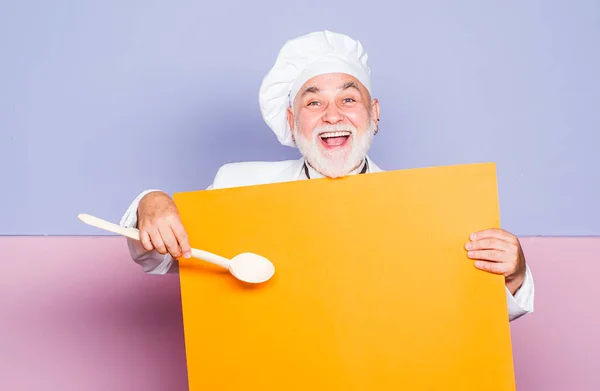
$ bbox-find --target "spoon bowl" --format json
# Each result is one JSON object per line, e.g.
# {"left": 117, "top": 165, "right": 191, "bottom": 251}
{"left": 228, "top": 252, "right": 276, "bottom": 283}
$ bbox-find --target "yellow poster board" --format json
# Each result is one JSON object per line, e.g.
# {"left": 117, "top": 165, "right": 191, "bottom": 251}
{"left": 173, "top": 162, "right": 515, "bottom": 390}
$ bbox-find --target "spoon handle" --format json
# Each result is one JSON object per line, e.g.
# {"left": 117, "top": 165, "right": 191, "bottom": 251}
{"left": 190, "top": 248, "right": 230, "bottom": 269}
{"left": 77, "top": 213, "right": 231, "bottom": 270}
{"left": 78, "top": 213, "right": 142, "bottom": 241}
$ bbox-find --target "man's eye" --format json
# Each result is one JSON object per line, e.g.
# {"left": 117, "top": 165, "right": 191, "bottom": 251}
{"left": 343, "top": 98, "right": 356, "bottom": 103}
{"left": 307, "top": 101, "right": 320, "bottom": 106}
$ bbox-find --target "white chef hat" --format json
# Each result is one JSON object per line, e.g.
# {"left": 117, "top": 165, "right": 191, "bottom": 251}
{"left": 259, "top": 30, "right": 372, "bottom": 147}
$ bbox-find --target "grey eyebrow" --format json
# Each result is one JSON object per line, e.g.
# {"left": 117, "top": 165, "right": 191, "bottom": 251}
{"left": 340, "top": 81, "right": 360, "bottom": 91}
{"left": 300, "top": 86, "right": 319, "bottom": 98}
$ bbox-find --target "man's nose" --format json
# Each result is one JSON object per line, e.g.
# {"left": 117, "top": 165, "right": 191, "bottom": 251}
{"left": 322, "top": 104, "right": 344, "bottom": 124}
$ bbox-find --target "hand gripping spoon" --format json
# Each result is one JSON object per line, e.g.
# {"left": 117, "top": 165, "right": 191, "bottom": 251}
{"left": 77, "top": 213, "right": 275, "bottom": 284}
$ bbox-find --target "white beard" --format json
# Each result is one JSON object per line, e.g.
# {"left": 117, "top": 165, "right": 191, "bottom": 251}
{"left": 293, "top": 120, "right": 375, "bottom": 178}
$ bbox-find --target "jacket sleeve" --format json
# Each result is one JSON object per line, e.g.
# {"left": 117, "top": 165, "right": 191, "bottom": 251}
{"left": 505, "top": 264, "right": 535, "bottom": 321}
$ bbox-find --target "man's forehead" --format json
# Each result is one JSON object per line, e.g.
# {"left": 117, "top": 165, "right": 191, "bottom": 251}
{"left": 299, "top": 73, "right": 366, "bottom": 93}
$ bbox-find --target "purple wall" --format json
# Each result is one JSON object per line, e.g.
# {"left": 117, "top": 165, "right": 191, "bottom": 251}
{"left": 1, "top": 236, "right": 598, "bottom": 391}
{"left": 1, "top": 0, "right": 599, "bottom": 236}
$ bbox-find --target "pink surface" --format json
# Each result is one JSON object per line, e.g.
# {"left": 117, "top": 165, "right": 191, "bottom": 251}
{"left": 0, "top": 237, "right": 187, "bottom": 391}
{"left": 0, "top": 236, "right": 598, "bottom": 390}
{"left": 512, "top": 237, "right": 600, "bottom": 391}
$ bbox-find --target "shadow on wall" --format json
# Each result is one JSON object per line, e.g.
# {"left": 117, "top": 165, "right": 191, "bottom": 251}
{"left": 155, "top": 71, "right": 301, "bottom": 193}
{"left": 72, "top": 70, "right": 303, "bottom": 234}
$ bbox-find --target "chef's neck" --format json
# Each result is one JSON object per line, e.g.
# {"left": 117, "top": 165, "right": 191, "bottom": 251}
{"left": 304, "top": 158, "right": 366, "bottom": 179}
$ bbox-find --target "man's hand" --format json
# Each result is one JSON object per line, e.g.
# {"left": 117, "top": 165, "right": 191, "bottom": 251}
{"left": 137, "top": 191, "right": 191, "bottom": 259}
{"left": 465, "top": 228, "right": 527, "bottom": 295}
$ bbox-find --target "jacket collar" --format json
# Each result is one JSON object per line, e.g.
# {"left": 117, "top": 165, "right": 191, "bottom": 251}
{"left": 366, "top": 155, "right": 383, "bottom": 173}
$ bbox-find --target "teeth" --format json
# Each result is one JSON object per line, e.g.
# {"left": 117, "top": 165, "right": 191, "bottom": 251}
{"left": 320, "top": 131, "right": 351, "bottom": 138}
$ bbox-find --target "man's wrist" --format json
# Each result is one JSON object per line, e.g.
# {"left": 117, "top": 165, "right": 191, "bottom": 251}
{"left": 505, "top": 271, "right": 526, "bottom": 296}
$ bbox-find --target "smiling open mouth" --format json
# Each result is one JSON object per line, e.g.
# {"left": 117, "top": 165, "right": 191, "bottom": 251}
{"left": 319, "top": 131, "right": 352, "bottom": 147}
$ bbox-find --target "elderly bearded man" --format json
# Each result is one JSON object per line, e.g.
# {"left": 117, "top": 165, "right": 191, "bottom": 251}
{"left": 120, "top": 31, "right": 534, "bottom": 321}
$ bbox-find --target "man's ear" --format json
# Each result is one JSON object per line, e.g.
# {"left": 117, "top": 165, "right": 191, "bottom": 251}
{"left": 287, "top": 107, "right": 295, "bottom": 141}
{"left": 371, "top": 98, "right": 380, "bottom": 133}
